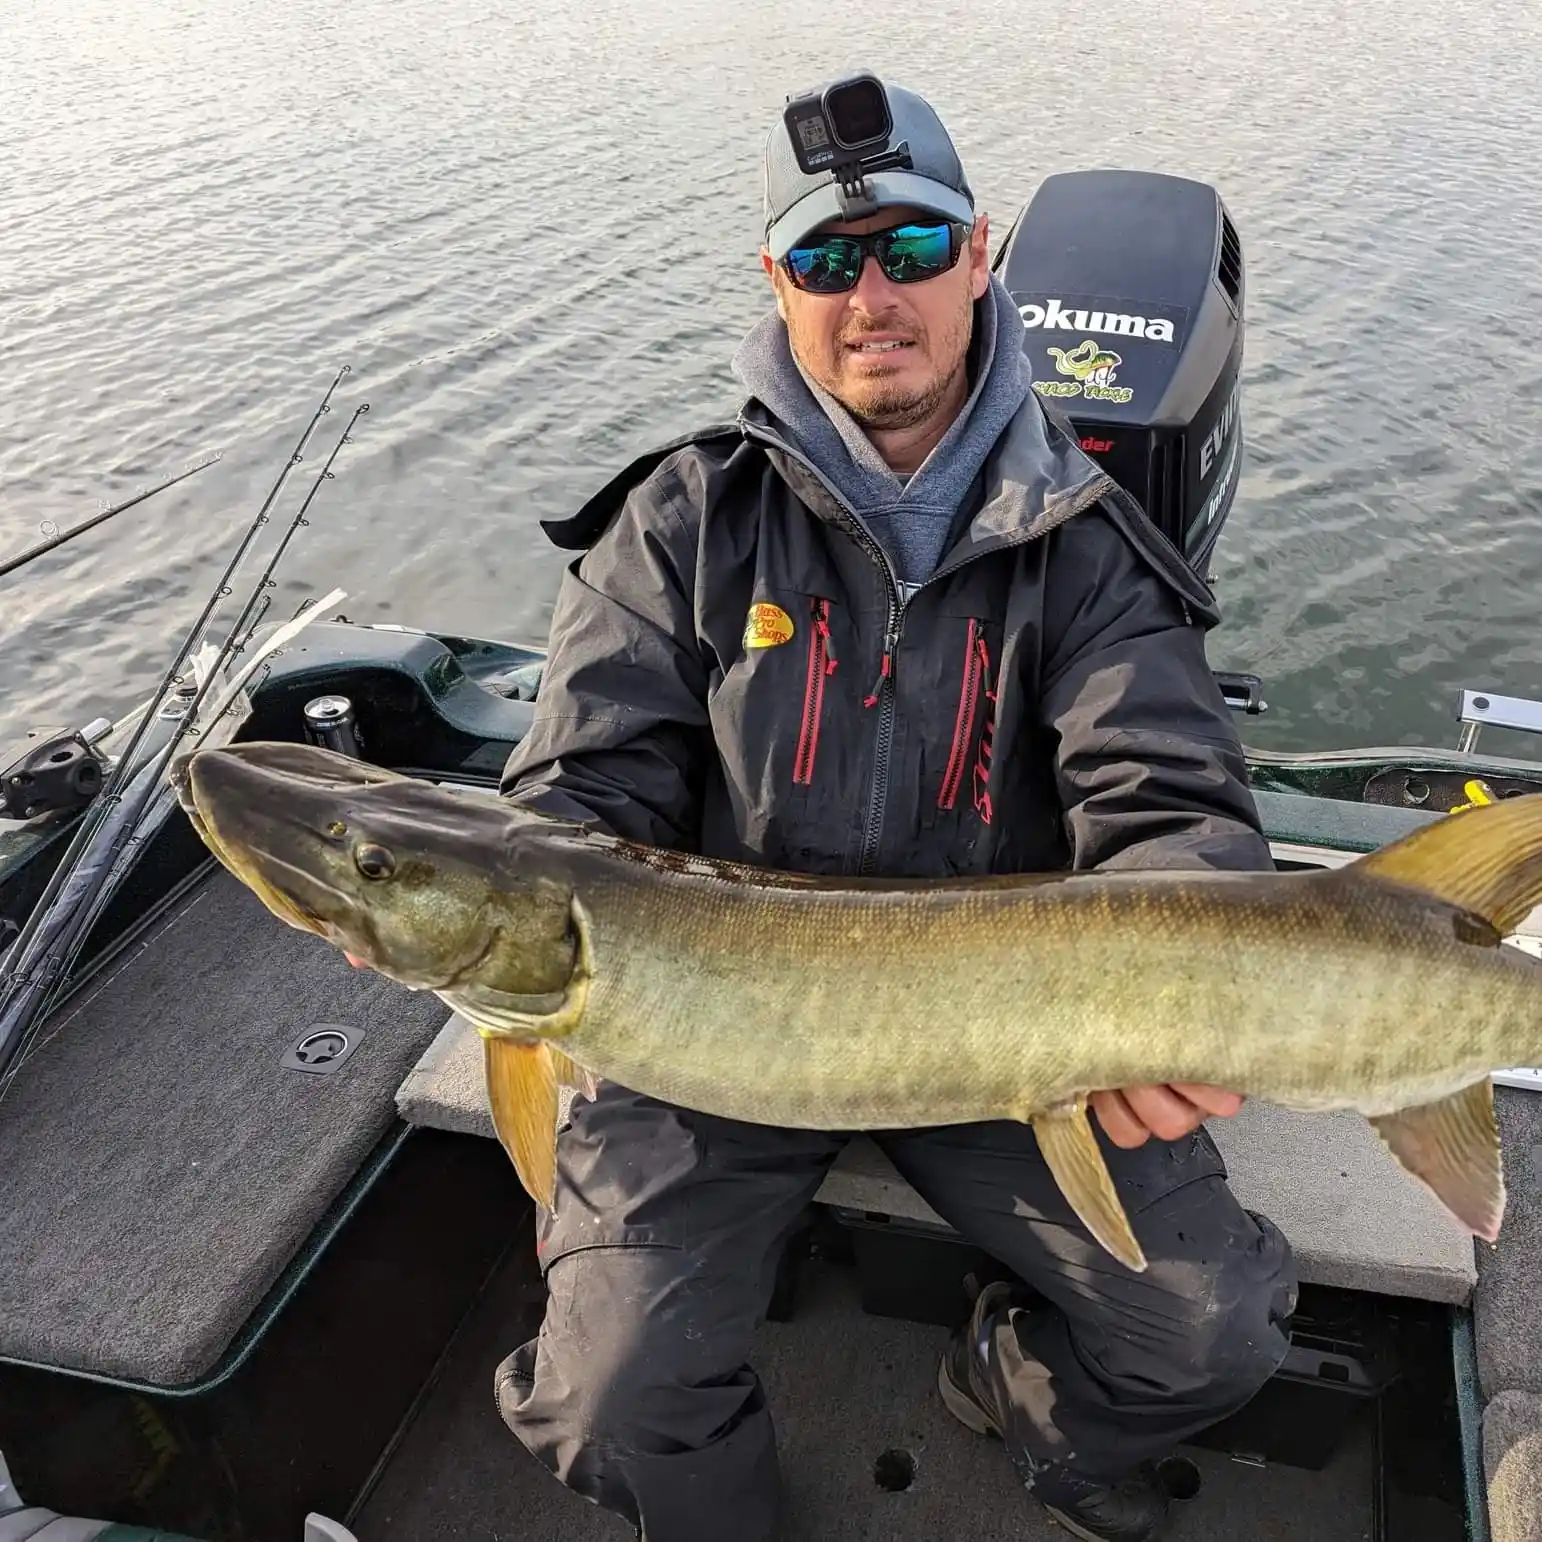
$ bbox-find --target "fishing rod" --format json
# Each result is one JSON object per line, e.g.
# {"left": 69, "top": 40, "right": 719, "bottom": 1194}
{"left": 0, "top": 399, "right": 366, "bottom": 1073}
{"left": 70, "top": 399, "right": 375, "bottom": 889}
{"left": 0, "top": 369, "right": 356, "bottom": 1084}
{"left": 177, "top": 402, "right": 370, "bottom": 722}
{"left": 0, "top": 365, "right": 348, "bottom": 959}
{"left": 0, "top": 414, "right": 365, "bottom": 1094}
{"left": 98, "top": 364, "right": 353, "bottom": 794}
{"left": 0, "top": 450, "right": 223, "bottom": 582}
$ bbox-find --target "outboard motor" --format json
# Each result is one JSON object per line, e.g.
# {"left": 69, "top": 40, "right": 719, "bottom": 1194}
{"left": 994, "top": 169, "right": 1244, "bottom": 578}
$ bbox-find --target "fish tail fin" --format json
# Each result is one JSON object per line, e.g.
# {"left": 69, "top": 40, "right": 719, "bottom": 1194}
{"left": 1349, "top": 791, "right": 1542, "bottom": 935}
{"left": 1369, "top": 1078, "right": 1506, "bottom": 1242}
{"left": 482, "top": 1036, "right": 559, "bottom": 1211}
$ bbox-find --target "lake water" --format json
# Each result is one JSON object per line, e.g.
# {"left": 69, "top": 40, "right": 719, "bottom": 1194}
{"left": 4, "top": 0, "right": 1542, "bottom": 759}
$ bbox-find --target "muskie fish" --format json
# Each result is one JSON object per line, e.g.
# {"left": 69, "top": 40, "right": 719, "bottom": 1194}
{"left": 178, "top": 741, "right": 1542, "bottom": 1272}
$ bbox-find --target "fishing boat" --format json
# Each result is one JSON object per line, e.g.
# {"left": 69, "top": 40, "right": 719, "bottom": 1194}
{"left": 2, "top": 170, "right": 1539, "bottom": 1542}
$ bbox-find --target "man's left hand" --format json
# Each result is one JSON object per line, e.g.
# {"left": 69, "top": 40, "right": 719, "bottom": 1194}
{"left": 1089, "top": 1083, "right": 1244, "bottom": 1149}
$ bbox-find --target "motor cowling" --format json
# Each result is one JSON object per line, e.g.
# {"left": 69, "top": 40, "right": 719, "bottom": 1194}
{"left": 994, "top": 168, "right": 1245, "bottom": 577}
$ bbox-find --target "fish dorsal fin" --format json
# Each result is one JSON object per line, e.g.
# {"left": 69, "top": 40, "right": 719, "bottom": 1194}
{"left": 1350, "top": 793, "right": 1542, "bottom": 936}
{"left": 1369, "top": 1080, "right": 1506, "bottom": 1242}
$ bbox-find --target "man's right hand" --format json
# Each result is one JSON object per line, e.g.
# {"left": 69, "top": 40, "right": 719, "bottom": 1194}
{"left": 1090, "top": 1083, "right": 1245, "bottom": 1149}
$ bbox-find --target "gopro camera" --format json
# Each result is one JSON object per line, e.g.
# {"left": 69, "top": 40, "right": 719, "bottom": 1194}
{"left": 783, "top": 73, "right": 895, "bottom": 176}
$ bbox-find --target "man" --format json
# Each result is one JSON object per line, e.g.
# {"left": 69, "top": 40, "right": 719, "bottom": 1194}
{"left": 494, "top": 76, "right": 1297, "bottom": 1542}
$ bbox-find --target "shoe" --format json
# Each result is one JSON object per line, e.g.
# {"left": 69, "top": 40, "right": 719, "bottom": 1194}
{"left": 1020, "top": 1468, "right": 1172, "bottom": 1542}
{"left": 937, "top": 1280, "right": 1171, "bottom": 1542}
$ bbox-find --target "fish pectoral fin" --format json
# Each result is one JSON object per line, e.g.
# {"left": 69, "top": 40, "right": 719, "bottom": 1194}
{"left": 1369, "top": 1080, "right": 1506, "bottom": 1242}
{"left": 482, "top": 1037, "right": 560, "bottom": 1212}
{"left": 1350, "top": 792, "right": 1542, "bottom": 936}
{"left": 548, "top": 1045, "right": 598, "bottom": 1100}
{"left": 1031, "top": 1101, "right": 1148, "bottom": 1273}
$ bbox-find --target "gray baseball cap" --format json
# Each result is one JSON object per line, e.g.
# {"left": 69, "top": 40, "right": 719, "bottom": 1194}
{"left": 762, "top": 79, "right": 976, "bottom": 261}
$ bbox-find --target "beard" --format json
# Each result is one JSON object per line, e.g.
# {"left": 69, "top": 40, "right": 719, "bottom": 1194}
{"left": 844, "top": 363, "right": 959, "bottom": 432}
{"left": 790, "top": 286, "right": 977, "bottom": 432}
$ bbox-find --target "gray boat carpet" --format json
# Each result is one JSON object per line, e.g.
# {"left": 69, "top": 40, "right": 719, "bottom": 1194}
{"left": 1474, "top": 1090, "right": 1542, "bottom": 1542}
{"left": 0, "top": 868, "right": 450, "bottom": 1387}
{"left": 356, "top": 1243, "right": 1373, "bottom": 1542}
{"left": 1485, "top": 1393, "right": 1542, "bottom": 1542}
{"left": 1475, "top": 1088, "right": 1542, "bottom": 1402}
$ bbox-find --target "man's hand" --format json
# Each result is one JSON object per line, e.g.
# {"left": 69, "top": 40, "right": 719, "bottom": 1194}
{"left": 1089, "top": 1084, "right": 1244, "bottom": 1149}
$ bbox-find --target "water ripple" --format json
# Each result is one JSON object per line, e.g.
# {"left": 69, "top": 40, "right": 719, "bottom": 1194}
{"left": 3, "top": 0, "right": 1542, "bottom": 756}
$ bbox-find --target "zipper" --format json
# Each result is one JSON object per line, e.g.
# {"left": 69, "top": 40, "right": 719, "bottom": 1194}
{"left": 858, "top": 592, "right": 902, "bottom": 872}
{"left": 736, "top": 418, "right": 1118, "bottom": 875}
{"left": 972, "top": 632, "right": 997, "bottom": 825}
{"left": 793, "top": 597, "right": 837, "bottom": 785}
{"left": 848, "top": 476, "right": 1112, "bottom": 868}
{"left": 938, "top": 619, "right": 985, "bottom": 810}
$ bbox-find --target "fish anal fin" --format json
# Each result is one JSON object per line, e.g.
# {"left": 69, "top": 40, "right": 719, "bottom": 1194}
{"left": 1031, "top": 1101, "right": 1148, "bottom": 1273}
{"left": 549, "top": 1045, "right": 598, "bottom": 1100}
{"left": 482, "top": 1037, "right": 559, "bottom": 1212}
{"left": 1352, "top": 793, "right": 1542, "bottom": 936}
{"left": 1369, "top": 1079, "right": 1506, "bottom": 1242}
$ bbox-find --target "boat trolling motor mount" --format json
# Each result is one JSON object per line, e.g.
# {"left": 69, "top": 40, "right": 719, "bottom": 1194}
{"left": 994, "top": 168, "right": 1246, "bottom": 580}
{"left": 0, "top": 720, "right": 112, "bottom": 822}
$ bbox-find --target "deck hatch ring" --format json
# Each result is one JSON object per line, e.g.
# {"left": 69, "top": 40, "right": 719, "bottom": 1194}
{"left": 282, "top": 1023, "right": 365, "bottom": 1074}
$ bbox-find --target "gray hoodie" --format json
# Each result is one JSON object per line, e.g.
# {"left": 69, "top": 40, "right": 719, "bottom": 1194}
{"left": 730, "top": 273, "right": 1042, "bottom": 589}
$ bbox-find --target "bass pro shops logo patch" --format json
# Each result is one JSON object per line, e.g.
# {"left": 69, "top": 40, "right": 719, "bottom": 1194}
{"left": 743, "top": 602, "right": 795, "bottom": 649}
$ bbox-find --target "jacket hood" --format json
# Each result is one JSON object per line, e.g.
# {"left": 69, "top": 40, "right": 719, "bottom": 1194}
{"left": 735, "top": 274, "right": 1095, "bottom": 585}
{"left": 733, "top": 274, "right": 1120, "bottom": 581}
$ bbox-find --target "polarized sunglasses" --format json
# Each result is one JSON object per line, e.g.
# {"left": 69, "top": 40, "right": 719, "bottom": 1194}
{"left": 782, "top": 220, "right": 969, "bottom": 295}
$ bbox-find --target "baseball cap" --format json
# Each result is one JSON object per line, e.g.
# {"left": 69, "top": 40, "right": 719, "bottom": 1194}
{"left": 762, "top": 78, "right": 976, "bottom": 261}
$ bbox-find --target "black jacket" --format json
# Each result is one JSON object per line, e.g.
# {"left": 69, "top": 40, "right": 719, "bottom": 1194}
{"left": 501, "top": 393, "right": 1272, "bottom": 881}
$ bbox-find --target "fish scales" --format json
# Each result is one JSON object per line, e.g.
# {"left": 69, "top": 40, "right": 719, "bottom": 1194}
{"left": 549, "top": 852, "right": 1537, "bottom": 1128}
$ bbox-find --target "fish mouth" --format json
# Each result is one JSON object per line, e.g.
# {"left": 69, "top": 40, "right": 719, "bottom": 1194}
{"left": 182, "top": 742, "right": 400, "bottom": 943}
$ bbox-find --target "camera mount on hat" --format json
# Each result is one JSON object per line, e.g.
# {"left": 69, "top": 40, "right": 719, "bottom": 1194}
{"left": 782, "top": 73, "right": 914, "bottom": 221}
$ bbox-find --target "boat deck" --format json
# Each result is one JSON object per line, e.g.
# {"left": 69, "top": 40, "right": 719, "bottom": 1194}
{"left": 353, "top": 1232, "right": 1376, "bottom": 1542}
{"left": 2, "top": 802, "right": 1539, "bottom": 1539}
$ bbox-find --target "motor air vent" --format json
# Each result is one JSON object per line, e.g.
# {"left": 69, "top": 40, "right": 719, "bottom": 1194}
{"left": 1218, "top": 213, "right": 1243, "bottom": 307}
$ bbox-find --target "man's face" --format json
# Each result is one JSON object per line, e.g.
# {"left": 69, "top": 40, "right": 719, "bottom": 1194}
{"left": 761, "top": 205, "right": 991, "bottom": 432}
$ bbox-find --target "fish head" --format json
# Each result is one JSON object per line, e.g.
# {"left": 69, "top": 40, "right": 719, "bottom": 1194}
{"left": 182, "top": 740, "right": 578, "bottom": 996}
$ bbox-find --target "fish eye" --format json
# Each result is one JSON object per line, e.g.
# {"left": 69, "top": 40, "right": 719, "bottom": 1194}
{"left": 354, "top": 843, "right": 396, "bottom": 880}
{"left": 327, "top": 821, "right": 348, "bottom": 839}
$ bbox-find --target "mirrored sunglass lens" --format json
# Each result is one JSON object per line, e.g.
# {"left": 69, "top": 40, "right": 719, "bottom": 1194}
{"left": 787, "top": 239, "right": 861, "bottom": 291}
{"left": 880, "top": 224, "right": 954, "bottom": 281}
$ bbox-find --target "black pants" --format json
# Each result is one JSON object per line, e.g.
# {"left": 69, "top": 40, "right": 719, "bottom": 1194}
{"left": 496, "top": 1082, "right": 1297, "bottom": 1541}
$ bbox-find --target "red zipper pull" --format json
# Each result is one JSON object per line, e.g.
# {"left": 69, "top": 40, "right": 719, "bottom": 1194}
{"left": 864, "top": 651, "right": 891, "bottom": 708}
{"left": 815, "top": 601, "right": 838, "bottom": 672}
{"left": 864, "top": 604, "right": 901, "bottom": 708}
